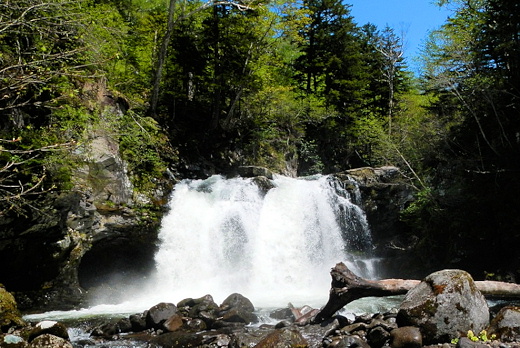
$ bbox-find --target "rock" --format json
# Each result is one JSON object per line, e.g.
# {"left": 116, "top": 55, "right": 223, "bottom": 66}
{"left": 269, "top": 307, "right": 295, "bottom": 321}
{"left": 220, "top": 293, "right": 255, "bottom": 313}
{"left": 390, "top": 326, "right": 422, "bottom": 348}
{"left": 183, "top": 318, "right": 206, "bottom": 332}
{"left": 367, "top": 326, "right": 391, "bottom": 348}
{"left": 90, "top": 322, "right": 120, "bottom": 338}
{"left": 129, "top": 311, "right": 147, "bottom": 332}
{"left": 150, "top": 331, "right": 204, "bottom": 348}
{"left": 456, "top": 337, "right": 489, "bottom": 348}
{"left": 28, "top": 334, "right": 72, "bottom": 348}
{"left": 397, "top": 269, "right": 489, "bottom": 344}
{"left": 0, "top": 286, "right": 25, "bottom": 332}
{"left": 146, "top": 302, "right": 178, "bottom": 330}
{"left": 237, "top": 166, "right": 274, "bottom": 180}
{"left": 28, "top": 321, "right": 69, "bottom": 341}
{"left": 219, "top": 293, "right": 258, "bottom": 324}
{"left": 251, "top": 176, "right": 275, "bottom": 194}
{"left": 487, "top": 306, "right": 520, "bottom": 342}
{"left": 221, "top": 308, "right": 258, "bottom": 324}
{"left": 325, "top": 334, "right": 370, "bottom": 348}
{"left": 163, "top": 313, "right": 184, "bottom": 332}
{"left": 254, "top": 328, "right": 308, "bottom": 348}
{"left": 115, "top": 317, "right": 132, "bottom": 333}
{"left": 183, "top": 295, "right": 218, "bottom": 319}
{"left": 2, "top": 334, "right": 26, "bottom": 347}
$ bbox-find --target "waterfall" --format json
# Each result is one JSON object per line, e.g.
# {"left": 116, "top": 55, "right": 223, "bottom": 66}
{"left": 146, "top": 174, "right": 375, "bottom": 308}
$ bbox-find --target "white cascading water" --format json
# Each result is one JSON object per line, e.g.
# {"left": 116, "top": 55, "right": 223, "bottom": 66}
{"left": 147, "top": 174, "right": 376, "bottom": 308}
{"left": 24, "top": 174, "right": 382, "bottom": 322}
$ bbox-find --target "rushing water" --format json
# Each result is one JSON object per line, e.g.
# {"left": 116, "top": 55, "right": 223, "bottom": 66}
{"left": 26, "top": 174, "right": 385, "bottom": 321}
{"left": 146, "top": 174, "right": 375, "bottom": 308}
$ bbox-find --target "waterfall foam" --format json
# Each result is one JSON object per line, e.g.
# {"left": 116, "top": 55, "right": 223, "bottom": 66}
{"left": 144, "top": 174, "right": 376, "bottom": 308}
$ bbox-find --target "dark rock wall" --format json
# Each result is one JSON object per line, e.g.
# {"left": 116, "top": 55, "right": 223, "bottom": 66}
{"left": 335, "top": 167, "right": 419, "bottom": 279}
{"left": 0, "top": 124, "right": 170, "bottom": 312}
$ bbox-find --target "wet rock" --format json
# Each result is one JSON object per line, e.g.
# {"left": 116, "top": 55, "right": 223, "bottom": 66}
{"left": 28, "top": 334, "right": 72, "bottom": 348}
{"left": 163, "top": 313, "right": 184, "bottom": 332}
{"left": 221, "top": 308, "right": 258, "bottom": 324}
{"left": 269, "top": 307, "right": 295, "bottom": 321}
{"left": 488, "top": 306, "right": 520, "bottom": 342}
{"left": 150, "top": 331, "right": 204, "bottom": 348}
{"left": 397, "top": 269, "right": 489, "bottom": 344}
{"left": 183, "top": 318, "right": 207, "bottom": 332}
{"left": 115, "top": 317, "right": 132, "bottom": 333}
{"left": 390, "top": 326, "right": 422, "bottom": 348}
{"left": 129, "top": 311, "right": 147, "bottom": 332}
{"left": 219, "top": 293, "right": 255, "bottom": 313}
{"left": 367, "top": 326, "right": 391, "bottom": 348}
{"left": 28, "top": 321, "right": 69, "bottom": 341}
{"left": 254, "top": 328, "right": 308, "bottom": 348}
{"left": 146, "top": 302, "right": 178, "bottom": 330}
{"left": 219, "top": 293, "right": 257, "bottom": 324}
{"left": 324, "top": 334, "right": 370, "bottom": 348}
{"left": 90, "top": 322, "right": 120, "bottom": 338}
{"left": 237, "top": 166, "right": 274, "bottom": 180}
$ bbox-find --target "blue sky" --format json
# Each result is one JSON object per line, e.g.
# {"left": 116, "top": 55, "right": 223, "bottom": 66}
{"left": 346, "top": 0, "right": 453, "bottom": 70}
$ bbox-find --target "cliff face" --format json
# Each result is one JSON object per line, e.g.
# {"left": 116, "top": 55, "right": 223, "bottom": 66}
{"left": 335, "top": 167, "right": 418, "bottom": 278}
{"left": 0, "top": 97, "right": 173, "bottom": 312}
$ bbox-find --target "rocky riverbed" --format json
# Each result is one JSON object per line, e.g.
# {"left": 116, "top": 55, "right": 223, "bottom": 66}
{"left": 2, "top": 269, "right": 520, "bottom": 348}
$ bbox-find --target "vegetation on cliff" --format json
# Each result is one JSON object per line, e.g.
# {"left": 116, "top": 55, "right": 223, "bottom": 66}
{"left": 0, "top": 0, "right": 519, "bottom": 281}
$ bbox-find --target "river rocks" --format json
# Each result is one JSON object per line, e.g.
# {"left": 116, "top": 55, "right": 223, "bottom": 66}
{"left": 146, "top": 302, "right": 178, "bottom": 330}
{"left": 28, "top": 333, "right": 73, "bottom": 348}
{"left": 0, "top": 286, "right": 25, "bottom": 332}
{"left": 236, "top": 166, "right": 274, "bottom": 180}
{"left": 487, "top": 306, "right": 520, "bottom": 342}
{"left": 322, "top": 312, "right": 399, "bottom": 348}
{"left": 218, "top": 293, "right": 258, "bottom": 324}
{"left": 254, "top": 327, "right": 308, "bottom": 348}
{"left": 397, "top": 269, "right": 489, "bottom": 344}
{"left": 28, "top": 321, "right": 69, "bottom": 341}
{"left": 390, "top": 326, "right": 422, "bottom": 348}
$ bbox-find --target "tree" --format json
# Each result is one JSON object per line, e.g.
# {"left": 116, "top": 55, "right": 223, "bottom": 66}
{"left": 148, "top": 0, "right": 254, "bottom": 118}
{"left": 405, "top": 0, "right": 520, "bottom": 275}
{"left": 376, "top": 26, "right": 406, "bottom": 135}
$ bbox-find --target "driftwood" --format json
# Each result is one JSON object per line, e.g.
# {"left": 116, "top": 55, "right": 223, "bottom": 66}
{"left": 312, "top": 262, "right": 520, "bottom": 323}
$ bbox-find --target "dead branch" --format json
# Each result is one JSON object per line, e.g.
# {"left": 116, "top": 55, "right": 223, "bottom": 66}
{"left": 312, "top": 262, "right": 520, "bottom": 323}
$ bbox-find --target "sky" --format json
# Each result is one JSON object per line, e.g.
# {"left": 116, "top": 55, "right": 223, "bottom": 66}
{"left": 346, "top": 0, "right": 453, "bottom": 71}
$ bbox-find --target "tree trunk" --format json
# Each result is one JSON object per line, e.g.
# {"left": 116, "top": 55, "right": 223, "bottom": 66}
{"left": 149, "top": 0, "right": 177, "bottom": 117}
{"left": 312, "top": 262, "right": 520, "bottom": 323}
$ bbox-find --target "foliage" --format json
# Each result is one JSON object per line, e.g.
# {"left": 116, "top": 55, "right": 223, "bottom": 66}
{"left": 118, "top": 111, "right": 176, "bottom": 193}
{"left": 402, "top": 0, "right": 520, "bottom": 273}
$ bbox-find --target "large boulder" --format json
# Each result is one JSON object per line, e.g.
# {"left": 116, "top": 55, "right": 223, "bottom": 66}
{"left": 146, "top": 302, "right": 178, "bottom": 330}
{"left": 397, "top": 269, "right": 489, "bottom": 344}
{"left": 487, "top": 306, "right": 520, "bottom": 342}
{"left": 219, "top": 293, "right": 258, "bottom": 324}
{"left": 0, "top": 286, "right": 25, "bottom": 332}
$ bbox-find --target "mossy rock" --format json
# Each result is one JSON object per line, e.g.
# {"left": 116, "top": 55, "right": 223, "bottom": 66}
{"left": 0, "top": 285, "right": 25, "bottom": 332}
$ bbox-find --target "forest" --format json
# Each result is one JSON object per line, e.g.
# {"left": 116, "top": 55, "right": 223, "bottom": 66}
{"left": 0, "top": 0, "right": 519, "bottom": 279}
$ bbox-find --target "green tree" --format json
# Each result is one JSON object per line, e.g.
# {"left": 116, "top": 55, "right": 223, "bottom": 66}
{"left": 406, "top": 0, "right": 520, "bottom": 274}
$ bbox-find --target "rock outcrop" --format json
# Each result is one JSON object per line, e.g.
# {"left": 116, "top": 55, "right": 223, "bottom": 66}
{"left": 0, "top": 108, "right": 172, "bottom": 311}
{"left": 335, "top": 166, "right": 416, "bottom": 278}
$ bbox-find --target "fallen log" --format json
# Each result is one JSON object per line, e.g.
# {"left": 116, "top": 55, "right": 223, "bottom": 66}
{"left": 312, "top": 262, "right": 520, "bottom": 323}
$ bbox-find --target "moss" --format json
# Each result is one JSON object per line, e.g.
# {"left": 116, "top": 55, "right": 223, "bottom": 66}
{"left": 0, "top": 286, "right": 25, "bottom": 331}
